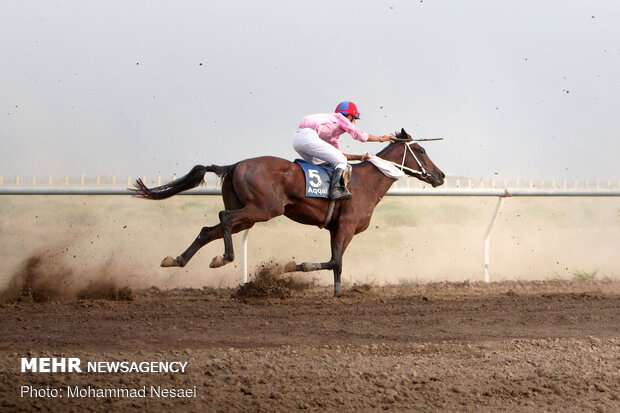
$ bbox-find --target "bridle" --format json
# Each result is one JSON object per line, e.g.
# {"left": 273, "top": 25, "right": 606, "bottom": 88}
{"left": 384, "top": 139, "right": 430, "bottom": 178}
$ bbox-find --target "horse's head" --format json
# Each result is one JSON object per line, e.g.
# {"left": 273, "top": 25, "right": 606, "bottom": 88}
{"left": 379, "top": 129, "right": 445, "bottom": 187}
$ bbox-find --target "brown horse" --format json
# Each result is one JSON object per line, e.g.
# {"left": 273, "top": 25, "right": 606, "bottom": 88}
{"left": 132, "top": 129, "right": 444, "bottom": 296}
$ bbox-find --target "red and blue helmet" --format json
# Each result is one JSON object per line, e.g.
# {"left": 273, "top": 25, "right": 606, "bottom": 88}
{"left": 335, "top": 101, "right": 360, "bottom": 119}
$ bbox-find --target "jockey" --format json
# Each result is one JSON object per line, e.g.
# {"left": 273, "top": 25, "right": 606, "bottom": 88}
{"left": 293, "top": 101, "right": 396, "bottom": 200}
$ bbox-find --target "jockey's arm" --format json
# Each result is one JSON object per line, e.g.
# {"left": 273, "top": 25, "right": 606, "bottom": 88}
{"left": 343, "top": 152, "right": 372, "bottom": 162}
{"left": 343, "top": 153, "right": 364, "bottom": 161}
{"left": 367, "top": 134, "right": 396, "bottom": 143}
{"left": 342, "top": 134, "right": 394, "bottom": 162}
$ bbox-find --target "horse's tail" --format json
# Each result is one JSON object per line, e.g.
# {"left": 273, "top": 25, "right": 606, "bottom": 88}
{"left": 131, "top": 164, "right": 233, "bottom": 200}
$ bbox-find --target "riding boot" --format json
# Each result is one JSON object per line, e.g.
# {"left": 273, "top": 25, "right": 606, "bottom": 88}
{"left": 329, "top": 168, "right": 352, "bottom": 200}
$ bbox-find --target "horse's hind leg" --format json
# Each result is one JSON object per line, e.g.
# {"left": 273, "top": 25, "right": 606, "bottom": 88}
{"left": 209, "top": 205, "right": 280, "bottom": 268}
{"left": 207, "top": 210, "right": 246, "bottom": 268}
{"left": 161, "top": 223, "right": 225, "bottom": 267}
{"left": 162, "top": 174, "right": 250, "bottom": 268}
{"left": 161, "top": 216, "right": 257, "bottom": 268}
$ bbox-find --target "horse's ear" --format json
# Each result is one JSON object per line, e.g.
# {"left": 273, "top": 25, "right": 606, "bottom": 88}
{"left": 400, "top": 128, "right": 408, "bottom": 138}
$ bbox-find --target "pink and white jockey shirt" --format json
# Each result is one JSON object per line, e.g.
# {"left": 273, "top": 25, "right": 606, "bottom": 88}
{"left": 298, "top": 113, "right": 369, "bottom": 150}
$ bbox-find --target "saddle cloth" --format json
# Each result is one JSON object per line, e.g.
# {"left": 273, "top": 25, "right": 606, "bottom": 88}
{"left": 294, "top": 159, "right": 351, "bottom": 198}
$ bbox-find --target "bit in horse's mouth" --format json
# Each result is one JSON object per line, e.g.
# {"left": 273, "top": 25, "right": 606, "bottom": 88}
{"left": 430, "top": 177, "right": 444, "bottom": 187}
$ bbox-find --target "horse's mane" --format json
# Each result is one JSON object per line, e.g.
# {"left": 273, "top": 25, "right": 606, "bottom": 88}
{"left": 394, "top": 129, "right": 411, "bottom": 140}
{"left": 374, "top": 129, "right": 411, "bottom": 158}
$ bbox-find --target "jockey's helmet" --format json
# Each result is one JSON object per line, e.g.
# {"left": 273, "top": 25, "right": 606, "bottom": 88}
{"left": 335, "top": 101, "right": 360, "bottom": 119}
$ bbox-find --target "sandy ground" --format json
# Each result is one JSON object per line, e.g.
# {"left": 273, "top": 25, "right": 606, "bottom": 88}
{"left": 0, "top": 279, "right": 619, "bottom": 412}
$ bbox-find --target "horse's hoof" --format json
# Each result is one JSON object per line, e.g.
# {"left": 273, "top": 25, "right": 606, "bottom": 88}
{"left": 283, "top": 261, "right": 297, "bottom": 272}
{"left": 209, "top": 256, "right": 225, "bottom": 268}
{"left": 161, "top": 256, "right": 177, "bottom": 267}
{"left": 334, "top": 282, "right": 343, "bottom": 297}
{"left": 301, "top": 262, "right": 321, "bottom": 272}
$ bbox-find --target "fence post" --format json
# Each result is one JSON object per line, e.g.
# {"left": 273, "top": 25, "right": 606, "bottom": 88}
{"left": 112, "top": 176, "right": 116, "bottom": 186}
{"left": 483, "top": 196, "right": 505, "bottom": 283}
{"left": 0, "top": 176, "right": 3, "bottom": 186}
{"left": 96, "top": 176, "right": 100, "bottom": 187}
{"left": 48, "top": 176, "right": 52, "bottom": 186}
{"left": 64, "top": 176, "right": 69, "bottom": 186}
{"left": 240, "top": 230, "right": 249, "bottom": 284}
{"left": 80, "top": 175, "right": 85, "bottom": 186}
{"left": 32, "top": 176, "right": 36, "bottom": 186}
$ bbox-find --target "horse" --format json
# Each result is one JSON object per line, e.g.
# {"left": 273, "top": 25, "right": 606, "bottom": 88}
{"left": 131, "top": 128, "right": 445, "bottom": 296}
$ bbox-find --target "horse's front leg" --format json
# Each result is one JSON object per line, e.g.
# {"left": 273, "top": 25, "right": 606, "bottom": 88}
{"left": 284, "top": 261, "right": 334, "bottom": 272}
{"left": 283, "top": 226, "right": 355, "bottom": 297}
{"left": 329, "top": 228, "right": 355, "bottom": 297}
{"left": 283, "top": 258, "right": 342, "bottom": 297}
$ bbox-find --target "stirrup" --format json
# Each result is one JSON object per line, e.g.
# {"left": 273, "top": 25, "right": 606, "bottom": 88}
{"left": 329, "top": 186, "right": 352, "bottom": 200}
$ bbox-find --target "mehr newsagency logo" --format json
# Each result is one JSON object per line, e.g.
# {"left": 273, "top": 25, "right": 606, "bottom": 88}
{"left": 20, "top": 357, "right": 197, "bottom": 399}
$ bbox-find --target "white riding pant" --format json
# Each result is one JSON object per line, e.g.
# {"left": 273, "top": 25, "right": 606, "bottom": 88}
{"left": 292, "top": 128, "right": 348, "bottom": 171}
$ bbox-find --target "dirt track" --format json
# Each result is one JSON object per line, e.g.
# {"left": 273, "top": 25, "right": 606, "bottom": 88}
{"left": 1, "top": 279, "right": 619, "bottom": 412}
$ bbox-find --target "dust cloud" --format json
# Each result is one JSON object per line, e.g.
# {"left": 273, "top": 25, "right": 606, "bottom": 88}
{"left": 234, "top": 260, "right": 315, "bottom": 299}
{"left": 0, "top": 195, "right": 618, "bottom": 292}
{"left": 1, "top": 245, "right": 133, "bottom": 303}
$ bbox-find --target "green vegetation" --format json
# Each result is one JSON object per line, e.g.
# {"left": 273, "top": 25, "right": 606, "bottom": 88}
{"left": 571, "top": 270, "right": 598, "bottom": 281}
{"left": 397, "top": 277, "right": 420, "bottom": 286}
{"left": 373, "top": 198, "right": 483, "bottom": 228}
{"left": 375, "top": 200, "right": 420, "bottom": 227}
{"left": 0, "top": 197, "right": 13, "bottom": 211}
{"left": 452, "top": 279, "right": 472, "bottom": 288}
{"left": 55, "top": 207, "right": 98, "bottom": 226}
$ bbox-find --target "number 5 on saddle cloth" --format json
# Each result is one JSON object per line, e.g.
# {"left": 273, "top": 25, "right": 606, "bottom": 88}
{"left": 294, "top": 159, "right": 352, "bottom": 199}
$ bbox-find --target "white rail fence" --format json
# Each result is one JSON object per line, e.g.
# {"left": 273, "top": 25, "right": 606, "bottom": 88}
{"left": 1, "top": 174, "right": 620, "bottom": 191}
{"left": 1, "top": 176, "right": 619, "bottom": 284}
